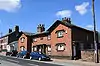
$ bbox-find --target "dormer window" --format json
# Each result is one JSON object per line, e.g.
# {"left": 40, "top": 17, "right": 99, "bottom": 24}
{"left": 20, "top": 37, "right": 25, "bottom": 43}
{"left": 56, "top": 30, "right": 65, "bottom": 38}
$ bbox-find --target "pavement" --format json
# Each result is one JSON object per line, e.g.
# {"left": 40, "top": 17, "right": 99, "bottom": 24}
{"left": 0, "top": 55, "right": 100, "bottom": 66}
{"left": 51, "top": 58, "right": 100, "bottom": 66}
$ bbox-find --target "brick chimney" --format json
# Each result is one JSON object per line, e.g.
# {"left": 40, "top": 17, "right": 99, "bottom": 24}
{"left": 9, "top": 28, "right": 12, "bottom": 33}
{"left": 37, "top": 24, "right": 45, "bottom": 33}
{"left": 14, "top": 25, "right": 19, "bottom": 32}
{"left": 62, "top": 17, "right": 71, "bottom": 24}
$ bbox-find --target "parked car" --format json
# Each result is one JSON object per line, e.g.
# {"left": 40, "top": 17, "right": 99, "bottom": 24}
{"left": 30, "top": 51, "right": 50, "bottom": 61}
{"left": 6, "top": 52, "right": 12, "bottom": 56}
{"left": 17, "top": 51, "right": 29, "bottom": 58}
{"left": 11, "top": 50, "right": 18, "bottom": 56}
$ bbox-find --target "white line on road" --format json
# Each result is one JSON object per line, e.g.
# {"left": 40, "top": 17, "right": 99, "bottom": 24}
{"left": 7, "top": 59, "right": 19, "bottom": 63}
{"left": 27, "top": 63, "right": 39, "bottom": 66}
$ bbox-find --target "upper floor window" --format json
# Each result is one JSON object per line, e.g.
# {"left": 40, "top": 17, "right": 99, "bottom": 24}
{"left": 20, "top": 37, "right": 25, "bottom": 43}
{"left": 47, "top": 35, "right": 51, "bottom": 40}
{"left": 33, "top": 38, "right": 37, "bottom": 42}
{"left": 56, "top": 30, "right": 65, "bottom": 38}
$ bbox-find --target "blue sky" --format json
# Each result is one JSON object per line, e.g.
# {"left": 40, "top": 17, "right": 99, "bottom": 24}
{"left": 0, "top": 0, "right": 100, "bottom": 36}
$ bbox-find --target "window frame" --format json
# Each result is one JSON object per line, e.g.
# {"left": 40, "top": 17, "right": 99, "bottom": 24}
{"left": 20, "top": 37, "right": 25, "bottom": 43}
{"left": 47, "top": 35, "right": 51, "bottom": 40}
{"left": 56, "top": 43, "right": 65, "bottom": 51}
{"left": 56, "top": 30, "right": 65, "bottom": 38}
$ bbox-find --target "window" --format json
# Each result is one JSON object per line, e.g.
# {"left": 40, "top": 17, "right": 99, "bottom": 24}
{"left": 33, "top": 38, "right": 37, "bottom": 42}
{"left": 47, "top": 35, "right": 51, "bottom": 40}
{"left": 47, "top": 45, "right": 51, "bottom": 51}
{"left": 56, "top": 43, "right": 65, "bottom": 51}
{"left": 33, "top": 46, "right": 37, "bottom": 51}
{"left": 56, "top": 30, "right": 65, "bottom": 38}
{"left": 20, "top": 37, "right": 25, "bottom": 43}
{"left": 20, "top": 46, "right": 25, "bottom": 51}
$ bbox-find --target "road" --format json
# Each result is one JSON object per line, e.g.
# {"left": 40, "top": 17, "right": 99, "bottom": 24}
{"left": 0, "top": 55, "right": 63, "bottom": 66}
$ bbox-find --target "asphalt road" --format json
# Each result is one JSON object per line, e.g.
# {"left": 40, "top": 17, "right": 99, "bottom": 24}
{"left": 0, "top": 55, "right": 63, "bottom": 66}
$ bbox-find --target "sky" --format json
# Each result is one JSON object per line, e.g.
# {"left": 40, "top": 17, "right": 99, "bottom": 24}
{"left": 0, "top": 0, "right": 100, "bottom": 36}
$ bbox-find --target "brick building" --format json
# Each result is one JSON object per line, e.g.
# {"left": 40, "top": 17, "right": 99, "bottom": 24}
{"left": 18, "top": 17, "right": 98, "bottom": 60}
{"left": 0, "top": 26, "right": 21, "bottom": 55}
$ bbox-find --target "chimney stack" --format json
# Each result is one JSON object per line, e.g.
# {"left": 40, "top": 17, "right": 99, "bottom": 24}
{"left": 14, "top": 25, "right": 19, "bottom": 32}
{"left": 9, "top": 29, "right": 12, "bottom": 33}
{"left": 37, "top": 24, "right": 45, "bottom": 33}
{"left": 62, "top": 17, "right": 71, "bottom": 24}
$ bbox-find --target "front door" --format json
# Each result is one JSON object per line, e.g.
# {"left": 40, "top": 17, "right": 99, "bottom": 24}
{"left": 37, "top": 44, "right": 46, "bottom": 54}
{"left": 73, "top": 42, "right": 81, "bottom": 60}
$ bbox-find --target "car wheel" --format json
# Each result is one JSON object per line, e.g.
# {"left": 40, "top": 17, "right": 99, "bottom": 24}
{"left": 30, "top": 56, "right": 32, "bottom": 60}
{"left": 38, "top": 57, "right": 41, "bottom": 61}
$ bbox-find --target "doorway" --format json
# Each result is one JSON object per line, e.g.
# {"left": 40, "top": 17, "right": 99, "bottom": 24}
{"left": 73, "top": 42, "right": 81, "bottom": 60}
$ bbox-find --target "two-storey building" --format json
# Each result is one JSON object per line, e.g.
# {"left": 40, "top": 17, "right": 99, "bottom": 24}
{"left": 18, "top": 17, "right": 98, "bottom": 60}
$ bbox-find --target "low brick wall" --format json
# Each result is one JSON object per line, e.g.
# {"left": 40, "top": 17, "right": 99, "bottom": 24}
{"left": 81, "top": 50, "right": 100, "bottom": 62}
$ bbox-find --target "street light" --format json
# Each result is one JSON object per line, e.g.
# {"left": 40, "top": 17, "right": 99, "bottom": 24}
{"left": 92, "top": 0, "right": 99, "bottom": 63}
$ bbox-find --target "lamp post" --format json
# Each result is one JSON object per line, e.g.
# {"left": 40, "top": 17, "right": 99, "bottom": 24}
{"left": 92, "top": 0, "right": 99, "bottom": 63}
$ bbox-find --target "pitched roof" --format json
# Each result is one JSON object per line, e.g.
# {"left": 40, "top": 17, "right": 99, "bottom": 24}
{"left": 0, "top": 31, "right": 16, "bottom": 39}
{"left": 21, "top": 31, "right": 35, "bottom": 36}
{"left": 47, "top": 20, "right": 93, "bottom": 33}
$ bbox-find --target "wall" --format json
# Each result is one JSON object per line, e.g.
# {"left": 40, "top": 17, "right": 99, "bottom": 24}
{"left": 18, "top": 34, "right": 28, "bottom": 52}
{"left": 50, "top": 24, "right": 72, "bottom": 57}
{"left": 72, "top": 27, "right": 94, "bottom": 49}
{"left": 81, "top": 50, "right": 100, "bottom": 62}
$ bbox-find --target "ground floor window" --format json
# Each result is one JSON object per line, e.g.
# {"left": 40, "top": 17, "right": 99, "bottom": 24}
{"left": 33, "top": 46, "right": 37, "bottom": 51}
{"left": 47, "top": 45, "right": 51, "bottom": 52}
{"left": 20, "top": 46, "right": 25, "bottom": 51}
{"left": 56, "top": 43, "right": 65, "bottom": 51}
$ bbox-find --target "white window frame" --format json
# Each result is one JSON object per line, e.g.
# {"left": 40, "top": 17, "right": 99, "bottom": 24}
{"left": 56, "top": 43, "right": 65, "bottom": 51}
{"left": 47, "top": 35, "right": 51, "bottom": 40}
{"left": 33, "top": 38, "right": 37, "bottom": 42}
{"left": 20, "top": 37, "right": 25, "bottom": 43}
{"left": 47, "top": 45, "right": 51, "bottom": 51}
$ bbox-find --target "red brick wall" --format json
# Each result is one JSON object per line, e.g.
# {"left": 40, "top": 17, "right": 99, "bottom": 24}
{"left": 50, "top": 24, "right": 72, "bottom": 56}
{"left": 32, "top": 24, "right": 72, "bottom": 57}
{"left": 32, "top": 35, "right": 51, "bottom": 46}
{"left": 18, "top": 34, "right": 28, "bottom": 52}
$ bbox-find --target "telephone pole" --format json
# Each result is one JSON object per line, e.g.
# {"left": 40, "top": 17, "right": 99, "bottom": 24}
{"left": 92, "top": 0, "right": 99, "bottom": 63}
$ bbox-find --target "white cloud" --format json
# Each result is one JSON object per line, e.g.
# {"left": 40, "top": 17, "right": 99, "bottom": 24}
{"left": 86, "top": 25, "right": 93, "bottom": 30}
{"left": 75, "top": 2, "right": 89, "bottom": 15}
{"left": 56, "top": 10, "right": 72, "bottom": 18}
{"left": 0, "top": 0, "right": 21, "bottom": 12}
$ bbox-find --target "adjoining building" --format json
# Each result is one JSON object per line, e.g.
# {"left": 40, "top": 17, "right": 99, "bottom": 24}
{"left": 0, "top": 26, "right": 21, "bottom": 55}
{"left": 18, "top": 17, "right": 99, "bottom": 60}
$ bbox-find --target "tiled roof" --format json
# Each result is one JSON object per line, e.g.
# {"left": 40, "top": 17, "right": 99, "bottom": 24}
{"left": 22, "top": 31, "right": 35, "bottom": 36}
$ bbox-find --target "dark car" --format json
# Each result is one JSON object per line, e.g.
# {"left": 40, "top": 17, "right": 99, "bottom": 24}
{"left": 6, "top": 52, "right": 12, "bottom": 56}
{"left": 17, "top": 51, "right": 29, "bottom": 58}
{"left": 11, "top": 50, "right": 18, "bottom": 56}
{"left": 30, "top": 52, "right": 50, "bottom": 61}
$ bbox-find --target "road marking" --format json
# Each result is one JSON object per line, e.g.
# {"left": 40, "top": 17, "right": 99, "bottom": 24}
{"left": 27, "top": 63, "right": 39, "bottom": 66}
{"left": 7, "top": 59, "right": 19, "bottom": 63}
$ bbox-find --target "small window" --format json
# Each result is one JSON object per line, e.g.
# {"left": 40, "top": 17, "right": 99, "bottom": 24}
{"left": 47, "top": 45, "right": 51, "bottom": 51}
{"left": 56, "top": 30, "right": 65, "bottom": 38}
{"left": 20, "top": 37, "right": 25, "bottom": 43}
{"left": 20, "top": 46, "right": 25, "bottom": 51}
{"left": 33, "top": 38, "right": 37, "bottom": 42}
{"left": 47, "top": 35, "right": 51, "bottom": 40}
{"left": 33, "top": 46, "right": 37, "bottom": 51}
{"left": 56, "top": 43, "right": 65, "bottom": 51}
